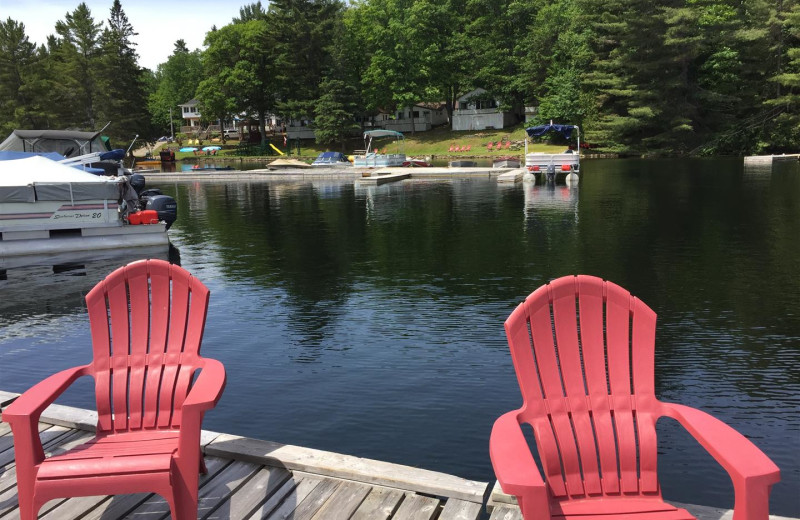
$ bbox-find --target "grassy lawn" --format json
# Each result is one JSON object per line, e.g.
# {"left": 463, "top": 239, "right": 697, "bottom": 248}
{"left": 162, "top": 123, "right": 570, "bottom": 161}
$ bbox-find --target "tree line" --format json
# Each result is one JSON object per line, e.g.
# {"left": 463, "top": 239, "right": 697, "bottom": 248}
{"left": 1, "top": 0, "right": 798, "bottom": 155}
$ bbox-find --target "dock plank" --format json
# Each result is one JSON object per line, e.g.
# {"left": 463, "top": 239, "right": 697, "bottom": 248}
{"left": 392, "top": 494, "right": 440, "bottom": 520}
{"left": 438, "top": 499, "right": 483, "bottom": 520}
{"left": 206, "top": 434, "right": 487, "bottom": 503}
{"left": 310, "top": 480, "right": 372, "bottom": 519}
{"left": 488, "top": 505, "right": 523, "bottom": 520}
{"left": 290, "top": 477, "right": 340, "bottom": 520}
{"left": 350, "top": 487, "right": 405, "bottom": 520}
{"left": 204, "top": 466, "right": 291, "bottom": 520}
{"left": 197, "top": 460, "right": 262, "bottom": 518}
{"left": 249, "top": 474, "right": 324, "bottom": 519}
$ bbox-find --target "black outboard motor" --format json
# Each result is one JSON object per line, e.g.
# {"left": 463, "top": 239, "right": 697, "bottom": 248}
{"left": 129, "top": 174, "right": 146, "bottom": 196}
{"left": 546, "top": 163, "right": 556, "bottom": 183}
{"left": 144, "top": 195, "right": 178, "bottom": 230}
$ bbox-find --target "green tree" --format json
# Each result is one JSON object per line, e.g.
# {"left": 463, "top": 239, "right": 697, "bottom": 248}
{"left": 268, "top": 0, "right": 344, "bottom": 120}
{"left": 96, "top": 0, "right": 153, "bottom": 144}
{"left": 0, "top": 18, "right": 50, "bottom": 133}
{"left": 313, "top": 77, "right": 359, "bottom": 149}
{"left": 149, "top": 40, "right": 204, "bottom": 137}
{"left": 50, "top": 2, "right": 103, "bottom": 129}
{"left": 198, "top": 19, "right": 277, "bottom": 143}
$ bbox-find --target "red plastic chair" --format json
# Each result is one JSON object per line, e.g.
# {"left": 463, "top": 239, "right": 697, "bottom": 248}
{"left": 2, "top": 259, "right": 226, "bottom": 520}
{"left": 488, "top": 142, "right": 494, "bottom": 151}
{"left": 504, "top": 141, "right": 511, "bottom": 150}
{"left": 490, "top": 275, "right": 779, "bottom": 520}
{"left": 449, "top": 144, "right": 456, "bottom": 152}
{"left": 465, "top": 145, "right": 472, "bottom": 152}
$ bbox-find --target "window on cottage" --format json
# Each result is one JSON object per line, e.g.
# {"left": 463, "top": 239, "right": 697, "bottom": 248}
{"left": 413, "top": 111, "right": 420, "bottom": 118}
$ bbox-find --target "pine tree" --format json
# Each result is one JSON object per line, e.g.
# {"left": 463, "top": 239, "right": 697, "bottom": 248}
{"left": 97, "top": 0, "right": 153, "bottom": 144}
{"left": 0, "top": 18, "right": 50, "bottom": 133}
{"left": 51, "top": 3, "right": 102, "bottom": 129}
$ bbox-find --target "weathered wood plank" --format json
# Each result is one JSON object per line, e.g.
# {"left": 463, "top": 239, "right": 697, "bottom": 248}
{"left": 248, "top": 475, "right": 323, "bottom": 519}
{"left": 206, "top": 434, "right": 488, "bottom": 503}
{"left": 0, "top": 421, "right": 52, "bottom": 457}
{"left": 40, "top": 494, "right": 108, "bottom": 519}
{"left": 438, "top": 499, "right": 483, "bottom": 520}
{"left": 0, "top": 391, "right": 19, "bottom": 409}
{"left": 392, "top": 494, "right": 440, "bottom": 520}
{"left": 196, "top": 460, "right": 261, "bottom": 518}
{"left": 488, "top": 505, "right": 523, "bottom": 520}
{"left": 0, "top": 422, "right": 11, "bottom": 436}
{"left": 0, "top": 425, "right": 75, "bottom": 469}
{"left": 488, "top": 481, "right": 517, "bottom": 507}
{"left": 117, "top": 457, "right": 230, "bottom": 519}
{"left": 350, "top": 487, "right": 405, "bottom": 520}
{"left": 289, "top": 478, "right": 340, "bottom": 520}
{"left": 39, "top": 403, "right": 98, "bottom": 432}
{"left": 205, "top": 466, "right": 291, "bottom": 520}
{"left": 310, "top": 480, "right": 372, "bottom": 519}
{"left": 78, "top": 494, "right": 152, "bottom": 520}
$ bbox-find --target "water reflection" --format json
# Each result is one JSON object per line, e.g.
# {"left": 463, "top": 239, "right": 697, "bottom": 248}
{"left": 1, "top": 159, "right": 798, "bottom": 515}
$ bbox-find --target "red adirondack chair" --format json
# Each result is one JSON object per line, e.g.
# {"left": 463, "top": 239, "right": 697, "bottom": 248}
{"left": 465, "top": 144, "right": 472, "bottom": 152}
{"left": 2, "top": 259, "right": 226, "bottom": 520}
{"left": 504, "top": 141, "right": 511, "bottom": 150}
{"left": 488, "top": 142, "right": 494, "bottom": 151}
{"left": 449, "top": 144, "right": 456, "bottom": 152}
{"left": 491, "top": 275, "right": 779, "bottom": 520}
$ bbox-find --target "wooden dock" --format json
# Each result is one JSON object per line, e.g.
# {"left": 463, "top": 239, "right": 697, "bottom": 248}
{"left": 0, "top": 390, "right": 796, "bottom": 520}
{"left": 0, "top": 392, "right": 487, "bottom": 520}
{"left": 744, "top": 154, "right": 800, "bottom": 166}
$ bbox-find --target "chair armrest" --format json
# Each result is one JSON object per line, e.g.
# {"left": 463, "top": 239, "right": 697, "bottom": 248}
{"left": 2, "top": 365, "right": 90, "bottom": 423}
{"left": 177, "top": 358, "right": 226, "bottom": 462}
{"left": 490, "top": 410, "right": 549, "bottom": 518}
{"left": 182, "top": 358, "right": 226, "bottom": 413}
{"left": 661, "top": 402, "right": 780, "bottom": 520}
{"left": 1, "top": 365, "right": 90, "bottom": 466}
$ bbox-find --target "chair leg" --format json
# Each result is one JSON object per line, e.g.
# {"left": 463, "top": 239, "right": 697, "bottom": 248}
{"left": 199, "top": 451, "right": 207, "bottom": 475}
{"left": 170, "top": 485, "right": 199, "bottom": 520}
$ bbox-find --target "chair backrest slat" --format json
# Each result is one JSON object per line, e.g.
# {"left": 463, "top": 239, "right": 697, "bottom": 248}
{"left": 86, "top": 259, "right": 210, "bottom": 433}
{"left": 505, "top": 275, "right": 662, "bottom": 503}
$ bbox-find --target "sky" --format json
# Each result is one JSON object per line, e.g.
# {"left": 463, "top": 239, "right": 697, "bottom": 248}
{"left": 3, "top": 0, "right": 246, "bottom": 70}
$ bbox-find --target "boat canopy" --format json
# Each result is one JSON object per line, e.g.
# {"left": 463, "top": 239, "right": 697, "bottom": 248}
{"left": 363, "top": 129, "right": 404, "bottom": 140}
{"left": 526, "top": 123, "right": 578, "bottom": 139}
{"left": 0, "top": 130, "right": 108, "bottom": 158}
{"left": 0, "top": 156, "right": 123, "bottom": 204}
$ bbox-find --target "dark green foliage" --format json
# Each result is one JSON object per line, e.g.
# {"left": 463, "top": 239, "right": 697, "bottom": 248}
{"left": 0, "top": 0, "right": 798, "bottom": 154}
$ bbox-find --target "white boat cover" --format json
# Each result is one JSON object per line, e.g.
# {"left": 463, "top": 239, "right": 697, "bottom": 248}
{"left": 0, "top": 156, "right": 122, "bottom": 203}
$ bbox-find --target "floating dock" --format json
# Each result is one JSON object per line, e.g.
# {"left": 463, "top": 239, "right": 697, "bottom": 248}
{"left": 496, "top": 169, "right": 525, "bottom": 183}
{"left": 355, "top": 172, "right": 412, "bottom": 185}
{"left": 0, "top": 391, "right": 794, "bottom": 520}
{"left": 744, "top": 154, "right": 800, "bottom": 166}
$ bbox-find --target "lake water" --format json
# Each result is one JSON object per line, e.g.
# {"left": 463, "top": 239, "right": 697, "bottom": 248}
{"left": 1, "top": 158, "right": 798, "bottom": 515}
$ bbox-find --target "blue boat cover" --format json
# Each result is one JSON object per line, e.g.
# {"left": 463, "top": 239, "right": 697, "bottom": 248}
{"left": 526, "top": 123, "right": 575, "bottom": 139}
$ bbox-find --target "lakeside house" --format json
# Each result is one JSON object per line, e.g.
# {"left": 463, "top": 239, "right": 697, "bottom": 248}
{"left": 452, "top": 88, "right": 519, "bottom": 131}
{"left": 178, "top": 99, "right": 201, "bottom": 134}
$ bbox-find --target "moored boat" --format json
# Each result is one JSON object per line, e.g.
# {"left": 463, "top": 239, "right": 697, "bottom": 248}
{"left": 524, "top": 122, "right": 580, "bottom": 183}
{"left": 0, "top": 155, "right": 177, "bottom": 267}
{"left": 312, "top": 151, "right": 350, "bottom": 166}
{"left": 352, "top": 130, "right": 406, "bottom": 168}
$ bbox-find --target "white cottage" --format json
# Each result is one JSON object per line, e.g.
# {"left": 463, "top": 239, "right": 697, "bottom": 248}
{"left": 452, "top": 88, "right": 518, "bottom": 131}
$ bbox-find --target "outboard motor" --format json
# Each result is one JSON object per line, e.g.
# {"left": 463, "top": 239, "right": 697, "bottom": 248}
{"left": 546, "top": 163, "right": 556, "bottom": 183}
{"left": 129, "top": 174, "right": 146, "bottom": 196}
{"left": 144, "top": 195, "right": 178, "bottom": 230}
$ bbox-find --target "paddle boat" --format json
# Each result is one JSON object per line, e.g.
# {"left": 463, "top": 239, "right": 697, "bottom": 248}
{"left": 352, "top": 130, "right": 406, "bottom": 168}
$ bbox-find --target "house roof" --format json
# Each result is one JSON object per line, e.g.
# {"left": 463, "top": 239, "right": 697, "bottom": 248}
{"left": 178, "top": 99, "right": 199, "bottom": 107}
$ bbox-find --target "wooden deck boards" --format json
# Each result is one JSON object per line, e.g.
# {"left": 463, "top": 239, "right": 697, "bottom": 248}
{"left": 0, "top": 400, "right": 487, "bottom": 520}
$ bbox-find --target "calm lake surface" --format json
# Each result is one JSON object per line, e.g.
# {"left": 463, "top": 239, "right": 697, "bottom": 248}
{"left": 1, "top": 158, "right": 798, "bottom": 515}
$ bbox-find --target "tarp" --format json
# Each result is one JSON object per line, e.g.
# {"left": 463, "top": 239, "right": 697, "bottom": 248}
{"left": 0, "top": 129, "right": 107, "bottom": 157}
{"left": 526, "top": 123, "right": 576, "bottom": 139}
{"left": 0, "top": 156, "right": 122, "bottom": 203}
{"left": 364, "top": 130, "right": 404, "bottom": 139}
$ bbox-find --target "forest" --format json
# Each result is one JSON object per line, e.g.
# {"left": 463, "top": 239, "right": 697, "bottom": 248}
{"left": 0, "top": 0, "right": 798, "bottom": 155}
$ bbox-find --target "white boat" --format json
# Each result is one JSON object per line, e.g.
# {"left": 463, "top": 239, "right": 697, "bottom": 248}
{"left": 524, "top": 122, "right": 580, "bottom": 182}
{"left": 0, "top": 156, "right": 170, "bottom": 266}
{"left": 352, "top": 130, "right": 406, "bottom": 168}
